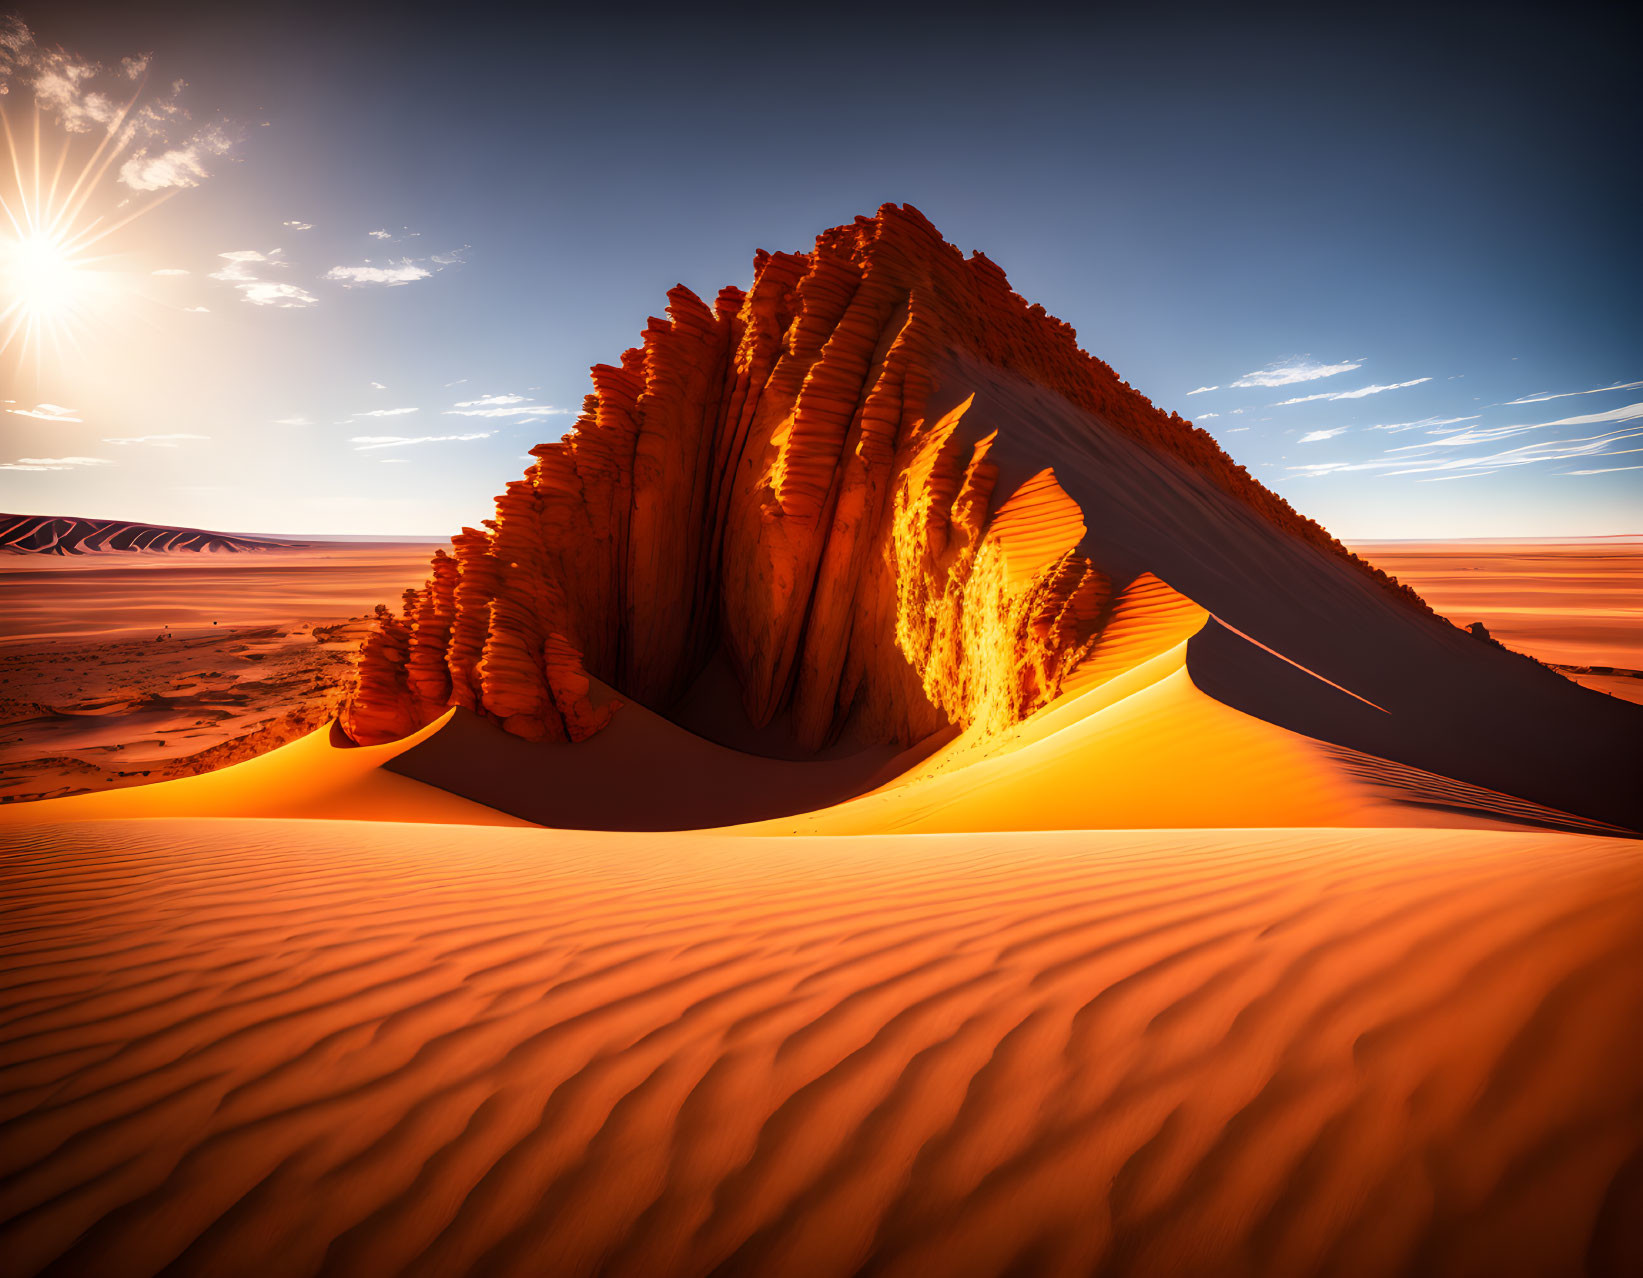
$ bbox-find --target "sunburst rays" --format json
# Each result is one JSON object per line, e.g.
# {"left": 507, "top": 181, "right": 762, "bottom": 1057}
{"left": 0, "top": 92, "right": 175, "bottom": 375}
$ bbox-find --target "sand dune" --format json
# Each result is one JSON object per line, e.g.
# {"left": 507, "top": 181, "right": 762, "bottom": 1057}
{"left": 1, "top": 819, "right": 1639, "bottom": 1278}
{"left": 0, "top": 710, "right": 523, "bottom": 827}
{"left": 0, "top": 513, "right": 311, "bottom": 556}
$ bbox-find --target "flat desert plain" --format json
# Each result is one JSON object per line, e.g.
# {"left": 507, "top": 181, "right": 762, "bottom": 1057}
{"left": 1348, "top": 537, "right": 1642, "bottom": 702}
{"left": 0, "top": 543, "right": 438, "bottom": 803}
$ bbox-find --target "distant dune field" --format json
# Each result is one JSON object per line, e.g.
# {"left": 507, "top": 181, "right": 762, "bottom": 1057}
{"left": 1350, "top": 538, "right": 1642, "bottom": 703}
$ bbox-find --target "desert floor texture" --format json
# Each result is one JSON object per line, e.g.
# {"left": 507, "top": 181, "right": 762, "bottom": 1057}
{"left": 1, "top": 538, "right": 1640, "bottom": 1277}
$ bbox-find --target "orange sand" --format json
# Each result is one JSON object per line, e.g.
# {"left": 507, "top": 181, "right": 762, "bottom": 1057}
{"left": 2, "top": 819, "right": 1639, "bottom": 1277}
{"left": 1350, "top": 538, "right": 1643, "bottom": 703}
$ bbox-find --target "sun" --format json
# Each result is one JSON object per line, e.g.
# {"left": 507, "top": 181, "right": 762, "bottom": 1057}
{"left": 2, "top": 101, "right": 155, "bottom": 372}
{"left": 4, "top": 229, "right": 87, "bottom": 321}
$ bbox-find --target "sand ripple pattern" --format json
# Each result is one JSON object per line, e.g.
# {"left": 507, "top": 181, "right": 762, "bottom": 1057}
{"left": 2, "top": 821, "right": 1641, "bottom": 1277}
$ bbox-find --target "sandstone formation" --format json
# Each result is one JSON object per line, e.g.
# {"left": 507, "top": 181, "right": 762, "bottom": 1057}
{"left": 0, "top": 513, "right": 307, "bottom": 555}
{"left": 342, "top": 205, "right": 1425, "bottom": 751}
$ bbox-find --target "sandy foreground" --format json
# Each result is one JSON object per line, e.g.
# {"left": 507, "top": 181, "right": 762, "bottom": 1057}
{"left": 2, "top": 819, "right": 1640, "bottom": 1278}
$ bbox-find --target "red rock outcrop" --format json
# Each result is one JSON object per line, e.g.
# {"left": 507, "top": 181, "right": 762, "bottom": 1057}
{"left": 341, "top": 205, "right": 1423, "bottom": 750}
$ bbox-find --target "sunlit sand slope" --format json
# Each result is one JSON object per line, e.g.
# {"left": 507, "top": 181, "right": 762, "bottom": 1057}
{"left": 3, "top": 820, "right": 1640, "bottom": 1277}
{"left": 0, "top": 711, "right": 524, "bottom": 827}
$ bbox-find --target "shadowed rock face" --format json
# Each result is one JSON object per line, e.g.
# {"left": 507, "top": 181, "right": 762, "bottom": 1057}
{"left": 0, "top": 513, "right": 307, "bottom": 555}
{"left": 341, "top": 204, "right": 1417, "bottom": 753}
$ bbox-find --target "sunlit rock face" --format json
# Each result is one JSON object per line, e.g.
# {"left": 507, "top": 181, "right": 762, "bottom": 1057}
{"left": 341, "top": 205, "right": 1412, "bottom": 750}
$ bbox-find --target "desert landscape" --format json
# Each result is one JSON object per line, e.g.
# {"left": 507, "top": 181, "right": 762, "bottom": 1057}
{"left": 2, "top": 206, "right": 1640, "bottom": 1278}
{"left": 0, "top": 534, "right": 438, "bottom": 803}
{"left": 3, "top": 4, "right": 1640, "bottom": 1274}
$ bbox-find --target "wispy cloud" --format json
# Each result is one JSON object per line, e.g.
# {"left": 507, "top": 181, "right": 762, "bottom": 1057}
{"left": 274, "top": 416, "right": 312, "bottom": 427}
{"left": 1298, "top": 427, "right": 1350, "bottom": 443}
{"left": 1563, "top": 464, "right": 1643, "bottom": 475}
{"left": 1367, "top": 414, "right": 1480, "bottom": 433}
{"left": 350, "top": 432, "right": 493, "bottom": 451}
{"left": 0, "top": 455, "right": 113, "bottom": 471}
{"left": 369, "top": 381, "right": 387, "bottom": 391}
{"left": 445, "top": 393, "right": 569, "bottom": 419}
{"left": 0, "top": 17, "right": 240, "bottom": 192}
{"left": 1186, "top": 385, "right": 1218, "bottom": 395}
{"left": 1288, "top": 424, "right": 1643, "bottom": 481}
{"left": 240, "top": 281, "right": 318, "bottom": 307}
{"left": 211, "top": 250, "right": 317, "bottom": 307}
{"left": 1232, "top": 358, "right": 1362, "bottom": 389}
{"left": 1197, "top": 412, "right": 1219, "bottom": 419}
{"left": 1393, "top": 402, "right": 1643, "bottom": 449}
{"left": 1275, "top": 377, "right": 1430, "bottom": 406}
{"left": 325, "top": 261, "right": 431, "bottom": 287}
{"left": 119, "top": 128, "right": 235, "bottom": 191}
{"left": 353, "top": 407, "right": 419, "bottom": 418}
{"left": 5, "top": 403, "right": 81, "bottom": 422}
{"left": 1505, "top": 379, "right": 1643, "bottom": 406}
{"left": 283, "top": 220, "right": 314, "bottom": 231}
{"left": 102, "top": 433, "right": 209, "bottom": 447}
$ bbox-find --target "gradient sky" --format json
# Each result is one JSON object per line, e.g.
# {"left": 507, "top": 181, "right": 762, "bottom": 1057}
{"left": 2, "top": 1, "right": 1638, "bottom": 538}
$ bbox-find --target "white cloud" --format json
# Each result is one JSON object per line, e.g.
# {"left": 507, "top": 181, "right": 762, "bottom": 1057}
{"left": 209, "top": 250, "right": 316, "bottom": 307}
{"left": 368, "top": 229, "right": 393, "bottom": 240}
{"left": 1367, "top": 414, "right": 1479, "bottom": 433}
{"left": 445, "top": 378, "right": 469, "bottom": 387}
{"left": 151, "top": 267, "right": 189, "bottom": 276}
{"left": 241, "top": 281, "right": 317, "bottom": 308}
{"left": 1232, "top": 358, "right": 1362, "bottom": 389}
{"left": 1, "top": 19, "right": 239, "bottom": 192}
{"left": 354, "top": 407, "right": 419, "bottom": 418}
{"left": 1274, "top": 377, "right": 1430, "bottom": 406}
{"left": 103, "top": 433, "right": 209, "bottom": 447}
{"left": 325, "top": 260, "right": 431, "bottom": 286}
{"left": 5, "top": 403, "right": 81, "bottom": 422}
{"left": 1186, "top": 385, "right": 1218, "bottom": 395}
{"left": 350, "top": 432, "right": 493, "bottom": 450}
{"left": 1298, "top": 427, "right": 1350, "bottom": 443}
{"left": 1394, "top": 402, "right": 1643, "bottom": 449}
{"left": 1505, "top": 379, "right": 1643, "bottom": 406}
{"left": 1563, "top": 464, "right": 1643, "bottom": 475}
{"left": 369, "top": 381, "right": 387, "bottom": 390}
{"left": 1197, "top": 412, "right": 1220, "bottom": 419}
{"left": 283, "top": 220, "right": 314, "bottom": 231}
{"left": 1, "top": 455, "right": 113, "bottom": 471}
{"left": 1287, "top": 423, "right": 1643, "bottom": 481}
{"left": 183, "top": 305, "right": 210, "bottom": 312}
{"left": 446, "top": 392, "right": 569, "bottom": 419}
{"left": 119, "top": 125, "right": 235, "bottom": 191}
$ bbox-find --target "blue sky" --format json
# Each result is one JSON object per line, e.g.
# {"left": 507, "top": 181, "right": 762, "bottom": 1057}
{"left": 2, "top": 2, "right": 1638, "bottom": 537}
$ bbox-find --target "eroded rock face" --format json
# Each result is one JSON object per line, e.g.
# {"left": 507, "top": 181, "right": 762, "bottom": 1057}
{"left": 341, "top": 205, "right": 1409, "bottom": 750}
